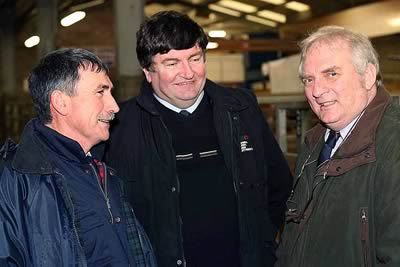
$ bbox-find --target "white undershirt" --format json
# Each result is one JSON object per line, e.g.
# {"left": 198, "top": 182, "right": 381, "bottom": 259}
{"left": 153, "top": 91, "right": 205, "bottom": 114}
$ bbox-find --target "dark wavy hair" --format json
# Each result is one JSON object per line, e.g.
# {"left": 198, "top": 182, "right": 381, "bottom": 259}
{"left": 28, "top": 48, "right": 108, "bottom": 123}
{"left": 136, "top": 10, "right": 208, "bottom": 70}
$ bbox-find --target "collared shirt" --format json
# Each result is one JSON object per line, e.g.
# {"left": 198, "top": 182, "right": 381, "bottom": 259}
{"left": 153, "top": 90, "right": 205, "bottom": 114}
{"left": 324, "top": 112, "right": 364, "bottom": 157}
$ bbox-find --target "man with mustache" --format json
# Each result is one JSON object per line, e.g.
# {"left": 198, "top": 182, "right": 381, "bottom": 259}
{"left": 0, "top": 48, "right": 156, "bottom": 266}
{"left": 104, "top": 11, "right": 293, "bottom": 267}
{"left": 275, "top": 26, "right": 400, "bottom": 266}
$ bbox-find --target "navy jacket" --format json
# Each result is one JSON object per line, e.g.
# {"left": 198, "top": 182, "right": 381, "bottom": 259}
{"left": 0, "top": 119, "right": 157, "bottom": 267}
{"left": 104, "top": 80, "right": 293, "bottom": 267}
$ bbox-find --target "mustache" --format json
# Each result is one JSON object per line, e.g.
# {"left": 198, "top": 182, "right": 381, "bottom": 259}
{"left": 98, "top": 112, "right": 116, "bottom": 122}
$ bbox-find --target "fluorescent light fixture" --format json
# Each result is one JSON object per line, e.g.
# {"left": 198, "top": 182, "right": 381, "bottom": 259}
{"left": 245, "top": 15, "right": 277, "bottom": 27}
{"left": 208, "top": 4, "right": 242, "bottom": 17}
{"left": 207, "top": 42, "right": 219, "bottom": 49}
{"left": 285, "top": 1, "right": 310, "bottom": 12}
{"left": 259, "top": 0, "right": 286, "bottom": 5}
{"left": 24, "top": 36, "right": 40, "bottom": 48}
{"left": 257, "top": 10, "right": 286, "bottom": 23}
{"left": 61, "top": 11, "right": 86, "bottom": 27}
{"left": 388, "top": 17, "right": 400, "bottom": 27}
{"left": 217, "top": 0, "right": 257, "bottom": 13}
{"left": 71, "top": 0, "right": 104, "bottom": 11}
{"left": 208, "top": 30, "right": 227, "bottom": 38}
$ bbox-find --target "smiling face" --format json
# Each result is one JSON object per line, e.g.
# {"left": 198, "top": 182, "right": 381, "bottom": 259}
{"left": 49, "top": 68, "right": 119, "bottom": 153}
{"left": 301, "top": 39, "right": 377, "bottom": 131}
{"left": 143, "top": 44, "right": 207, "bottom": 109}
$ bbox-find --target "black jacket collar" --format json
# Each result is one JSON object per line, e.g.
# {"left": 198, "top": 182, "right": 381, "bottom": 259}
{"left": 12, "top": 118, "right": 88, "bottom": 175}
{"left": 136, "top": 79, "right": 248, "bottom": 115}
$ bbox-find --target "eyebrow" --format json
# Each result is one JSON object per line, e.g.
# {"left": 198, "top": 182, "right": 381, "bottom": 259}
{"left": 321, "top": 66, "right": 339, "bottom": 73}
{"left": 160, "top": 51, "right": 203, "bottom": 64}
{"left": 97, "top": 84, "right": 112, "bottom": 90}
{"left": 300, "top": 65, "right": 340, "bottom": 80}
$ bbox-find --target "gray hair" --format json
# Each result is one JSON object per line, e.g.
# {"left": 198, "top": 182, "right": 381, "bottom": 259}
{"left": 299, "top": 25, "right": 382, "bottom": 88}
{"left": 28, "top": 48, "right": 109, "bottom": 123}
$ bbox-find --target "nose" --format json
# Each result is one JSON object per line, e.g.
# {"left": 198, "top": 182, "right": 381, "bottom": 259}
{"left": 107, "top": 93, "right": 120, "bottom": 114}
{"left": 311, "top": 78, "right": 329, "bottom": 98}
{"left": 180, "top": 61, "right": 195, "bottom": 79}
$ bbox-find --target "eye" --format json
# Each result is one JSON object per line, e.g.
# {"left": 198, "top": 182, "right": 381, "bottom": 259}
{"left": 164, "top": 61, "right": 178, "bottom": 68}
{"left": 328, "top": 71, "right": 337, "bottom": 77}
{"left": 96, "top": 90, "right": 105, "bottom": 96}
{"left": 301, "top": 77, "right": 313, "bottom": 86}
{"left": 191, "top": 56, "right": 201, "bottom": 62}
{"left": 190, "top": 55, "right": 203, "bottom": 63}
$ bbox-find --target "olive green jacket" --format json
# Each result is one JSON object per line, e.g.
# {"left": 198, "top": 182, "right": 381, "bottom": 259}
{"left": 276, "top": 88, "right": 400, "bottom": 267}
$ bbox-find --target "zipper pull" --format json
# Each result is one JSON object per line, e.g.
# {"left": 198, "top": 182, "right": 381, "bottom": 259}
{"left": 106, "top": 198, "right": 114, "bottom": 224}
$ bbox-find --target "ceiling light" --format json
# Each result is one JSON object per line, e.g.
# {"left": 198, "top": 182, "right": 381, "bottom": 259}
{"left": 259, "top": 0, "right": 286, "bottom": 5}
{"left": 208, "top": 4, "right": 242, "bottom": 17}
{"left": 257, "top": 10, "right": 286, "bottom": 23}
{"left": 388, "top": 17, "right": 400, "bottom": 27}
{"left": 24, "top": 36, "right": 40, "bottom": 48}
{"left": 208, "top": 30, "right": 227, "bottom": 38}
{"left": 61, "top": 11, "right": 86, "bottom": 27}
{"left": 245, "top": 15, "right": 277, "bottom": 27}
{"left": 207, "top": 42, "right": 219, "bottom": 49}
{"left": 285, "top": 1, "right": 310, "bottom": 12}
{"left": 217, "top": 0, "right": 257, "bottom": 13}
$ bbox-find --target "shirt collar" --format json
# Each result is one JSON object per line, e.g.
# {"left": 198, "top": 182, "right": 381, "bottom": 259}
{"left": 324, "top": 111, "right": 365, "bottom": 141}
{"left": 153, "top": 91, "right": 205, "bottom": 114}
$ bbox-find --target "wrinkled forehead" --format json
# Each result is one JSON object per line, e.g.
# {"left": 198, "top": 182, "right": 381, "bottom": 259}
{"left": 302, "top": 39, "right": 355, "bottom": 75}
{"left": 306, "top": 38, "right": 351, "bottom": 57}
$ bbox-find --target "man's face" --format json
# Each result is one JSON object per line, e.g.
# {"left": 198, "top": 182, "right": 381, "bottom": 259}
{"left": 143, "top": 44, "right": 207, "bottom": 109}
{"left": 65, "top": 68, "right": 119, "bottom": 152}
{"left": 301, "top": 39, "right": 376, "bottom": 131}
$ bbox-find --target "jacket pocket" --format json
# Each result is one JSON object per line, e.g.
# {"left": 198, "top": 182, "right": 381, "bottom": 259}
{"left": 360, "top": 207, "right": 371, "bottom": 267}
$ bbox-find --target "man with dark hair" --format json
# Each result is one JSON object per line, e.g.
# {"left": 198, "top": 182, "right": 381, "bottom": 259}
{"left": 105, "top": 11, "right": 292, "bottom": 267}
{"left": 0, "top": 48, "right": 156, "bottom": 267}
{"left": 275, "top": 26, "right": 400, "bottom": 266}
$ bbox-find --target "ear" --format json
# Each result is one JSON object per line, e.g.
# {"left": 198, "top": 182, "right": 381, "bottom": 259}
{"left": 50, "top": 90, "right": 70, "bottom": 116}
{"left": 143, "top": 68, "right": 152, "bottom": 83}
{"left": 364, "top": 63, "right": 377, "bottom": 90}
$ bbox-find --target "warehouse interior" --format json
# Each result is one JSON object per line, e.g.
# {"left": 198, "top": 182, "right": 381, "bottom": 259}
{"left": 1, "top": 0, "right": 400, "bottom": 170}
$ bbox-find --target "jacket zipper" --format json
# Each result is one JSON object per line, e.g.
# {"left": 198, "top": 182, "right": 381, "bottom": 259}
{"left": 89, "top": 163, "right": 114, "bottom": 224}
{"left": 227, "top": 110, "right": 254, "bottom": 250}
{"left": 160, "top": 117, "right": 186, "bottom": 266}
{"left": 228, "top": 111, "right": 239, "bottom": 196}
{"left": 54, "top": 171, "right": 88, "bottom": 267}
{"left": 360, "top": 208, "right": 371, "bottom": 267}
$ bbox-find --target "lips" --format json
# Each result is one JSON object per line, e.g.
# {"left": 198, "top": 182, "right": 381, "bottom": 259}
{"left": 98, "top": 112, "right": 115, "bottom": 123}
{"left": 98, "top": 118, "right": 111, "bottom": 123}
{"left": 175, "top": 80, "right": 195, "bottom": 86}
{"left": 319, "top": 100, "right": 335, "bottom": 107}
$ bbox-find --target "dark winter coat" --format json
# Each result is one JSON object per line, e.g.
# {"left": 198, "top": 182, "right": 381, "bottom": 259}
{"left": 0, "top": 119, "right": 156, "bottom": 267}
{"left": 275, "top": 88, "right": 400, "bottom": 267}
{"left": 104, "top": 79, "right": 293, "bottom": 267}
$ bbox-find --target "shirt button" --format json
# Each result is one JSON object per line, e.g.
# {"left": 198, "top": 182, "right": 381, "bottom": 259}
{"left": 171, "top": 187, "right": 176, "bottom": 192}
{"left": 176, "top": 259, "right": 182, "bottom": 265}
{"left": 115, "top": 217, "right": 121, "bottom": 223}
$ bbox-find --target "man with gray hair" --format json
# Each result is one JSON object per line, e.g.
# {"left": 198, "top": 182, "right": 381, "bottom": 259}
{"left": 275, "top": 26, "right": 400, "bottom": 266}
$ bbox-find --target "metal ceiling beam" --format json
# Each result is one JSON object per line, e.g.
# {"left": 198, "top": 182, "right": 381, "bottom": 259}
{"left": 208, "top": 38, "right": 299, "bottom": 52}
{"left": 280, "top": 0, "right": 400, "bottom": 39}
